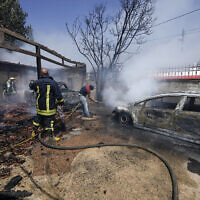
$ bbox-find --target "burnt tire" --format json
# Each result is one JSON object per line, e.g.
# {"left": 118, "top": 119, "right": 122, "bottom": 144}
{"left": 119, "top": 112, "right": 132, "bottom": 126}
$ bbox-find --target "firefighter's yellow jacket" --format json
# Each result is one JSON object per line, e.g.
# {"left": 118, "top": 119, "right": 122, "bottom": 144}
{"left": 29, "top": 76, "right": 64, "bottom": 116}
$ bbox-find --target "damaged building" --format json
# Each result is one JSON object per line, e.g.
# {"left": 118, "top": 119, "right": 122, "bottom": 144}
{"left": 0, "top": 26, "right": 86, "bottom": 104}
{"left": 0, "top": 60, "right": 86, "bottom": 102}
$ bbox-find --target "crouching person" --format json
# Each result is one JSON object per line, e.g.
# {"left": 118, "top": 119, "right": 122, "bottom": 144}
{"left": 79, "top": 84, "right": 98, "bottom": 117}
{"left": 30, "top": 68, "right": 64, "bottom": 141}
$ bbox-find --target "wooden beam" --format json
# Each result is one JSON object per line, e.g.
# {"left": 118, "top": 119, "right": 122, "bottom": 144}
{"left": 0, "top": 43, "right": 36, "bottom": 57}
{"left": 0, "top": 43, "right": 84, "bottom": 69}
{"left": 40, "top": 55, "right": 75, "bottom": 68}
{"left": 0, "top": 26, "right": 85, "bottom": 67}
{"left": 0, "top": 26, "right": 37, "bottom": 46}
{"left": 36, "top": 46, "right": 41, "bottom": 79}
{"left": 0, "top": 31, "right": 4, "bottom": 43}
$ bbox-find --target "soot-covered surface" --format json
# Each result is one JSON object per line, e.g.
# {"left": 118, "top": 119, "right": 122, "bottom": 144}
{"left": 0, "top": 103, "right": 199, "bottom": 200}
{"left": 187, "top": 158, "right": 200, "bottom": 176}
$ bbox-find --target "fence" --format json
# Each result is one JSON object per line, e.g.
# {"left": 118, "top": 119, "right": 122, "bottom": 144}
{"left": 154, "top": 65, "right": 200, "bottom": 80}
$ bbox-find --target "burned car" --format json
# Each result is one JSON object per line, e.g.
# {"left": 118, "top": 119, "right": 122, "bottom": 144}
{"left": 113, "top": 92, "right": 200, "bottom": 145}
{"left": 57, "top": 82, "right": 80, "bottom": 111}
{"left": 24, "top": 81, "right": 80, "bottom": 111}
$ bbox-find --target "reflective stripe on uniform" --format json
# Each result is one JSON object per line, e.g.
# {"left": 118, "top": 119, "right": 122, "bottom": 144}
{"left": 58, "top": 98, "right": 64, "bottom": 103}
{"left": 45, "top": 127, "right": 53, "bottom": 130}
{"left": 37, "top": 108, "right": 56, "bottom": 116}
{"left": 33, "top": 121, "right": 39, "bottom": 126}
{"left": 36, "top": 84, "right": 57, "bottom": 115}
{"left": 36, "top": 86, "right": 40, "bottom": 110}
{"left": 11, "top": 83, "right": 16, "bottom": 93}
{"left": 45, "top": 120, "right": 54, "bottom": 131}
{"left": 6, "top": 80, "right": 16, "bottom": 94}
{"left": 46, "top": 85, "right": 50, "bottom": 112}
{"left": 51, "top": 120, "right": 54, "bottom": 131}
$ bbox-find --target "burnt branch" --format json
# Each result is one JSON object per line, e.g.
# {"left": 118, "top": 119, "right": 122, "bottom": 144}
{"left": 66, "top": 0, "right": 154, "bottom": 99}
{"left": 110, "top": 0, "right": 154, "bottom": 67}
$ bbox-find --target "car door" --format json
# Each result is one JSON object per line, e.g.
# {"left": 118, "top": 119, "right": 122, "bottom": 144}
{"left": 138, "top": 96, "right": 181, "bottom": 130}
{"left": 174, "top": 96, "right": 200, "bottom": 139}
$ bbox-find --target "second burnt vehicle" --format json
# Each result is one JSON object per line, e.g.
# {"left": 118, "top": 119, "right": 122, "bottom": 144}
{"left": 113, "top": 92, "right": 200, "bottom": 145}
{"left": 57, "top": 82, "right": 80, "bottom": 110}
{"left": 24, "top": 81, "right": 80, "bottom": 111}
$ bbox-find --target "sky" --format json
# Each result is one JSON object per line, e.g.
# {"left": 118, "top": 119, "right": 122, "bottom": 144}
{"left": 19, "top": 0, "right": 120, "bottom": 33}
{"left": 0, "top": 0, "right": 120, "bottom": 68}
{"left": 1, "top": 0, "right": 200, "bottom": 68}
{"left": 1, "top": 0, "right": 200, "bottom": 106}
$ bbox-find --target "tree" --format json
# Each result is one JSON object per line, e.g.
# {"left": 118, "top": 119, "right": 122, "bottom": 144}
{"left": 0, "top": 0, "right": 33, "bottom": 46}
{"left": 66, "top": 0, "right": 154, "bottom": 99}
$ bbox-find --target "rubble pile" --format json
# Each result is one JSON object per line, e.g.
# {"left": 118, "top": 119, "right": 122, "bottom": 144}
{"left": 0, "top": 104, "right": 34, "bottom": 178}
{"left": 0, "top": 102, "right": 80, "bottom": 179}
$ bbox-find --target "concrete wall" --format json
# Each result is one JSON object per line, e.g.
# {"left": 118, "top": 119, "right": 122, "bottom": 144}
{"left": 157, "top": 79, "right": 200, "bottom": 93}
{"left": 0, "top": 61, "right": 86, "bottom": 101}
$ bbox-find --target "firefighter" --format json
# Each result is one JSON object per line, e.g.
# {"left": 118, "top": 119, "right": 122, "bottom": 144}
{"left": 30, "top": 68, "right": 64, "bottom": 141}
{"left": 3, "top": 77, "right": 17, "bottom": 101}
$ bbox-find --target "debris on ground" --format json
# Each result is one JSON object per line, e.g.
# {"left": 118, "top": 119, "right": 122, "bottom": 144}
{"left": 4, "top": 175, "right": 23, "bottom": 190}
{"left": 187, "top": 158, "right": 200, "bottom": 176}
{"left": 70, "top": 128, "right": 82, "bottom": 136}
{"left": 0, "top": 168, "right": 11, "bottom": 179}
{"left": 0, "top": 103, "right": 199, "bottom": 199}
{"left": 0, "top": 104, "right": 35, "bottom": 178}
{"left": 0, "top": 189, "right": 32, "bottom": 200}
{"left": 0, "top": 103, "right": 83, "bottom": 178}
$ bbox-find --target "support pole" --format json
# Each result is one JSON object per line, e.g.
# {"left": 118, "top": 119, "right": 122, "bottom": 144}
{"left": 0, "top": 31, "right": 4, "bottom": 44}
{"left": 36, "top": 46, "right": 41, "bottom": 79}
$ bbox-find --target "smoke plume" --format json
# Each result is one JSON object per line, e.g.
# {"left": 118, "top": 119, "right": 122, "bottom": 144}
{"left": 103, "top": 0, "right": 200, "bottom": 107}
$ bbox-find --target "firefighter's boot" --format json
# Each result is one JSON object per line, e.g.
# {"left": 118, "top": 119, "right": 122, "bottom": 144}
{"left": 47, "top": 130, "right": 60, "bottom": 141}
{"left": 52, "top": 132, "right": 61, "bottom": 141}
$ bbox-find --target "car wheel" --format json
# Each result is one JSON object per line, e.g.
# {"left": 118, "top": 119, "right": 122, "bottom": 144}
{"left": 119, "top": 112, "right": 132, "bottom": 126}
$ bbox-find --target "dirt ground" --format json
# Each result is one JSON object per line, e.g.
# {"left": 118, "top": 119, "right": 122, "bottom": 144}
{"left": 0, "top": 103, "right": 200, "bottom": 200}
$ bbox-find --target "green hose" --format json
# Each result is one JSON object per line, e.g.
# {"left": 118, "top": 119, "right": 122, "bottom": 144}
{"left": 38, "top": 132, "right": 178, "bottom": 200}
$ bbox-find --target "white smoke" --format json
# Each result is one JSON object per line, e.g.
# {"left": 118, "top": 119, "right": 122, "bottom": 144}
{"left": 0, "top": 31, "right": 86, "bottom": 98}
{"left": 1, "top": 0, "right": 200, "bottom": 108}
{"left": 103, "top": 0, "right": 200, "bottom": 107}
{"left": 0, "top": 44, "right": 36, "bottom": 66}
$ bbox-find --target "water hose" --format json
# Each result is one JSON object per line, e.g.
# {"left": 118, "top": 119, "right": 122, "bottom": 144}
{"left": 38, "top": 132, "right": 178, "bottom": 200}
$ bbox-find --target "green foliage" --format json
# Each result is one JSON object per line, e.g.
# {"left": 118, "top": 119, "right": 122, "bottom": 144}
{"left": 0, "top": 0, "right": 33, "bottom": 46}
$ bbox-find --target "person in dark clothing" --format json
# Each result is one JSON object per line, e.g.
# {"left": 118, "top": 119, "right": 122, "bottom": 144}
{"left": 29, "top": 68, "right": 64, "bottom": 141}
{"left": 79, "top": 84, "right": 98, "bottom": 117}
{"left": 3, "top": 77, "right": 17, "bottom": 101}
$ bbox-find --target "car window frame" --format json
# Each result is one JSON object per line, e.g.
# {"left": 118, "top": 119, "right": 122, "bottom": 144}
{"left": 139, "top": 95, "right": 187, "bottom": 111}
{"left": 175, "top": 96, "right": 187, "bottom": 112}
{"left": 181, "top": 95, "right": 200, "bottom": 113}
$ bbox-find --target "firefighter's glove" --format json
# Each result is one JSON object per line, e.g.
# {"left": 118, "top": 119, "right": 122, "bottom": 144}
{"left": 57, "top": 101, "right": 64, "bottom": 106}
{"left": 32, "top": 130, "right": 36, "bottom": 137}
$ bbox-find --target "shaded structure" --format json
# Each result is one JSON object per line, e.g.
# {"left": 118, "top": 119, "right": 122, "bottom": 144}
{"left": 0, "top": 61, "right": 86, "bottom": 101}
{"left": 0, "top": 26, "right": 86, "bottom": 101}
{"left": 0, "top": 25, "right": 86, "bottom": 79}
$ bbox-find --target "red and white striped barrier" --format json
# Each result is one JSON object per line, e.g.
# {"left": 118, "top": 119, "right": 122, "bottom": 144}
{"left": 154, "top": 66, "right": 200, "bottom": 80}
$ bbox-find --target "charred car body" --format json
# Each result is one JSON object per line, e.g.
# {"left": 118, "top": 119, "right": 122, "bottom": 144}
{"left": 24, "top": 82, "right": 80, "bottom": 111}
{"left": 57, "top": 82, "right": 80, "bottom": 110}
{"left": 113, "top": 92, "right": 200, "bottom": 145}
